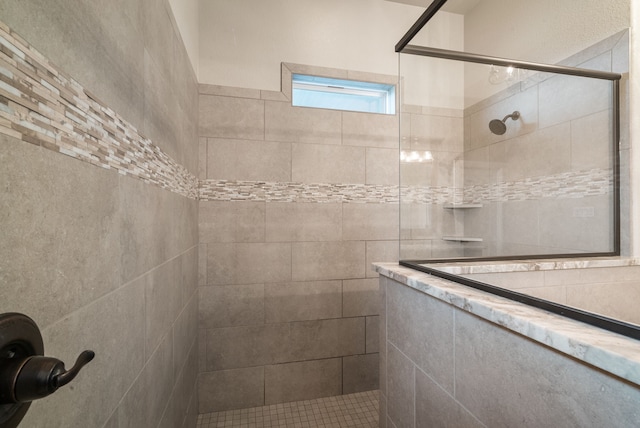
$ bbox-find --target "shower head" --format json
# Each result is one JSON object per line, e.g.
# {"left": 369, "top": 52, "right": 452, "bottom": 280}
{"left": 489, "top": 111, "right": 520, "bottom": 135}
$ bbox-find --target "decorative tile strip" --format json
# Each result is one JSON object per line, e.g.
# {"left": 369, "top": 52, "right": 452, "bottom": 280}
{"left": 0, "top": 20, "right": 614, "bottom": 206}
{"left": 0, "top": 21, "right": 198, "bottom": 199}
{"left": 400, "top": 185, "right": 460, "bottom": 205}
{"left": 463, "top": 168, "right": 613, "bottom": 204}
{"left": 199, "top": 168, "right": 611, "bottom": 205}
{"left": 199, "top": 180, "right": 400, "bottom": 203}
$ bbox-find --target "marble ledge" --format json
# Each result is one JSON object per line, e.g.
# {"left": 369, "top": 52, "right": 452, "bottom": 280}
{"left": 374, "top": 262, "right": 640, "bottom": 387}
{"left": 417, "top": 256, "right": 640, "bottom": 275}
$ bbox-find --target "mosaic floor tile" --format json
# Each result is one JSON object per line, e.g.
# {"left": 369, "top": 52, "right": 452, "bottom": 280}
{"left": 196, "top": 390, "right": 379, "bottom": 428}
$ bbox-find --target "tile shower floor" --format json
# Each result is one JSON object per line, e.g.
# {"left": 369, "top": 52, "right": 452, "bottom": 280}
{"left": 196, "top": 390, "right": 379, "bottom": 428}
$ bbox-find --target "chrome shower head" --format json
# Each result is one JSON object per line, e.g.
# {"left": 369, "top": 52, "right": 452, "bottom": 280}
{"left": 489, "top": 111, "right": 520, "bottom": 135}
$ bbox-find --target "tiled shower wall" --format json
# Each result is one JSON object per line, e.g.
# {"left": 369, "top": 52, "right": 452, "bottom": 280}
{"left": 461, "top": 31, "right": 629, "bottom": 256}
{"left": 0, "top": 1, "right": 199, "bottom": 427}
{"left": 197, "top": 64, "right": 399, "bottom": 412}
{"left": 399, "top": 31, "right": 629, "bottom": 260}
{"left": 399, "top": 105, "right": 466, "bottom": 260}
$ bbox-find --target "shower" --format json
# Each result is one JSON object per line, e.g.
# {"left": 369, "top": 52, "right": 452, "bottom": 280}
{"left": 489, "top": 110, "right": 520, "bottom": 135}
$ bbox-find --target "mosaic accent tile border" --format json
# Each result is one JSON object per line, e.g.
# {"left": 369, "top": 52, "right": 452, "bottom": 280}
{"left": 463, "top": 168, "right": 613, "bottom": 204}
{"left": 0, "top": 20, "right": 614, "bottom": 206}
{"left": 199, "top": 168, "right": 611, "bottom": 205}
{"left": 199, "top": 179, "right": 400, "bottom": 203}
{"left": 0, "top": 21, "right": 198, "bottom": 199}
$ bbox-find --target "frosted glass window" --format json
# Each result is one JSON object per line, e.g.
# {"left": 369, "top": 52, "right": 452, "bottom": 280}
{"left": 292, "top": 74, "right": 395, "bottom": 115}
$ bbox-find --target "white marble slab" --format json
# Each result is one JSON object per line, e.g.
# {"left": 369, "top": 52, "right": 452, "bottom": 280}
{"left": 374, "top": 262, "right": 640, "bottom": 387}
{"left": 418, "top": 257, "right": 640, "bottom": 275}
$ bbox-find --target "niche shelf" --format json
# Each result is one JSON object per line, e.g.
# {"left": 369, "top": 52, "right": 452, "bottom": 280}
{"left": 443, "top": 203, "right": 483, "bottom": 209}
{"left": 442, "top": 236, "right": 483, "bottom": 242}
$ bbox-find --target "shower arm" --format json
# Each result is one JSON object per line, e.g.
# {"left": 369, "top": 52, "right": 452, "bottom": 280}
{"left": 502, "top": 111, "right": 520, "bottom": 122}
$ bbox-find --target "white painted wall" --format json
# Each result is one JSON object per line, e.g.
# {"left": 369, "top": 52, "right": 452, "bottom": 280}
{"left": 168, "top": 0, "right": 200, "bottom": 77}
{"left": 197, "top": 0, "right": 464, "bottom": 108}
{"left": 198, "top": 0, "right": 463, "bottom": 98}
{"left": 462, "top": 0, "right": 629, "bottom": 107}
{"left": 464, "top": 0, "right": 629, "bottom": 64}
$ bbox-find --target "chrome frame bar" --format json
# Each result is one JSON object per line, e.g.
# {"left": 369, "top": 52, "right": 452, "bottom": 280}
{"left": 396, "top": 0, "right": 630, "bottom": 339}
{"left": 402, "top": 45, "right": 622, "bottom": 81}
{"left": 395, "top": 0, "right": 448, "bottom": 52}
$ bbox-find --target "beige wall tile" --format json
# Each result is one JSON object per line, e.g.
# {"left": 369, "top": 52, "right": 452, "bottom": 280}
{"left": 343, "top": 203, "right": 399, "bottom": 241}
{"left": 343, "top": 354, "right": 379, "bottom": 394}
{"left": 538, "top": 64, "right": 611, "bottom": 129}
{"left": 206, "top": 243, "right": 292, "bottom": 285}
{"left": 199, "top": 284, "right": 265, "bottom": 329}
{"left": 199, "top": 94, "right": 264, "bottom": 139}
{"left": 538, "top": 196, "right": 612, "bottom": 253}
{"left": 145, "top": 257, "right": 184, "bottom": 359}
{"left": 1, "top": 5, "right": 199, "bottom": 427}
{"left": 288, "top": 318, "right": 365, "bottom": 361}
{"left": 399, "top": 238, "right": 434, "bottom": 260}
{"left": 544, "top": 265, "right": 640, "bottom": 286}
{"left": 159, "top": 343, "right": 199, "bottom": 428}
{"left": 198, "top": 244, "right": 208, "bottom": 287}
{"left": 454, "top": 309, "right": 640, "bottom": 426}
{"left": 387, "top": 279, "right": 454, "bottom": 391}
{"left": 410, "top": 113, "right": 464, "bottom": 152}
{"left": 198, "top": 328, "right": 207, "bottom": 372}
{"left": 116, "top": 333, "right": 174, "bottom": 428}
{"left": 415, "top": 369, "right": 484, "bottom": 428}
{"left": 500, "top": 199, "right": 541, "bottom": 249}
{"left": 198, "top": 367, "right": 265, "bottom": 413}
{"left": 379, "top": 278, "right": 388, "bottom": 398}
{"left": 366, "top": 147, "right": 400, "bottom": 186}
{"left": 265, "top": 101, "right": 341, "bottom": 145}
{"left": 386, "top": 343, "right": 415, "bottom": 428}
{"left": 265, "top": 359, "right": 342, "bottom": 404}
{"left": 379, "top": 392, "right": 387, "bottom": 428}
{"left": 400, "top": 203, "right": 448, "bottom": 241}
{"left": 236, "top": 243, "right": 293, "bottom": 284}
{"left": 199, "top": 84, "right": 261, "bottom": 98}
{"left": 32, "top": 275, "right": 145, "bottom": 428}
{"left": 198, "top": 137, "right": 207, "bottom": 178}
{"left": 205, "top": 243, "right": 237, "bottom": 285}
{"left": 0, "top": 136, "right": 121, "bottom": 328}
{"left": 571, "top": 110, "right": 613, "bottom": 171}
{"left": 182, "top": 246, "right": 200, "bottom": 306}
{"left": 292, "top": 241, "right": 366, "bottom": 281}
{"left": 342, "top": 111, "right": 399, "bottom": 148}
{"left": 265, "top": 202, "right": 342, "bottom": 242}
{"left": 207, "top": 138, "right": 291, "bottom": 181}
{"left": 343, "top": 278, "right": 380, "bottom": 317}
{"left": 292, "top": 143, "right": 366, "bottom": 184}
{"left": 205, "top": 317, "right": 364, "bottom": 371}
{"left": 502, "top": 123, "right": 572, "bottom": 182}
{"left": 120, "top": 176, "right": 198, "bottom": 283}
{"left": 205, "top": 324, "right": 289, "bottom": 371}
{"left": 366, "top": 316, "right": 380, "bottom": 354}
{"left": 173, "top": 292, "right": 199, "bottom": 379}
{"left": 566, "top": 282, "right": 640, "bottom": 324}
{"left": 366, "top": 241, "right": 399, "bottom": 278}
{"left": 518, "top": 285, "right": 567, "bottom": 305}
{"left": 200, "top": 201, "right": 265, "bottom": 243}
{"left": 400, "top": 149, "right": 460, "bottom": 187}
{"left": 462, "top": 271, "right": 545, "bottom": 290}
{"left": 205, "top": 138, "right": 235, "bottom": 180}
{"left": 265, "top": 281, "right": 342, "bottom": 323}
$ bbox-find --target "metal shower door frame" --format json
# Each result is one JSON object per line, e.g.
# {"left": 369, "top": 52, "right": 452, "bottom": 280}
{"left": 397, "top": 0, "right": 623, "bottom": 262}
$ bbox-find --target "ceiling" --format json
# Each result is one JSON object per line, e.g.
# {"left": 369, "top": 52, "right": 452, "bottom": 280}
{"left": 386, "top": 0, "right": 482, "bottom": 15}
